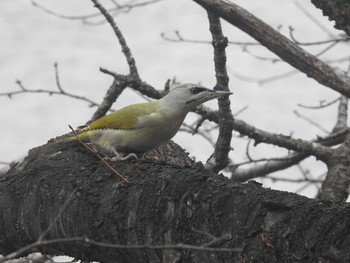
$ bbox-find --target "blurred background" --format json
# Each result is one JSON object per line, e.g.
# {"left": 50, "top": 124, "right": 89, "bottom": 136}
{"left": 1, "top": 0, "right": 349, "bottom": 198}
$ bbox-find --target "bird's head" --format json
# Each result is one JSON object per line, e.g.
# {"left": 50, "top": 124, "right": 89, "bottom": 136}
{"left": 161, "top": 83, "right": 232, "bottom": 111}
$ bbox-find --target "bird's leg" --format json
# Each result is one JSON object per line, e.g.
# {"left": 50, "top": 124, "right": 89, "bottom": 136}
{"left": 112, "top": 153, "right": 138, "bottom": 161}
{"left": 106, "top": 146, "right": 138, "bottom": 161}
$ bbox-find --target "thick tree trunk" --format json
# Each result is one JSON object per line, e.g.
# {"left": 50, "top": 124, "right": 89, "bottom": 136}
{"left": 1, "top": 139, "right": 350, "bottom": 262}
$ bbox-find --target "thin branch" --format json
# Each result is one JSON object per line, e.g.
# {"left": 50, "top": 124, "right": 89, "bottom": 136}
{"left": 229, "top": 67, "right": 300, "bottom": 85}
{"left": 37, "top": 190, "right": 77, "bottom": 242}
{"left": 231, "top": 155, "right": 301, "bottom": 168}
{"left": 99, "top": 68, "right": 161, "bottom": 99}
{"left": 293, "top": 0, "right": 336, "bottom": 37}
{"left": 161, "top": 30, "right": 260, "bottom": 46}
{"left": 242, "top": 45, "right": 281, "bottom": 63}
{"left": 331, "top": 95, "right": 348, "bottom": 133}
{"left": 289, "top": 27, "right": 349, "bottom": 46}
{"left": 0, "top": 79, "right": 99, "bottom": 107}
{"left": 32, "top": 0, "right": 162, "bottom": 22}
{"left": 233, "top": 119, "right": 333, "bottom": 161}
{"left": 68, "top": 125, "right": 129, "bottom": 183}
{"left": 89, "top": 68, "right": 162, "bottom": 122}
{"left": 313, "top": 40, "right": 340, "bottom": 57}
{"left": 0, "top": 236, "right": 242, "bottom": 262}
{"left": 179, "top": 123, "right": 215, "bottom": 147}
{"left": 205, "top": 12, "right": 233, "bottom": 172}
{"left": 90, "top": 0, "right": 139, "bottom": 78}
{"left": 265, "top": 175, "right": 323, "bottom": 183}
{"left": 244, "top": 140, "right": 254, "bottom": 162}
{"left": 297, "top": 96, "right": 340, "bottom": 109}
{"left": 54, "top": 62, "right": 64, "bottom": 93}
{"left": 230, "top": 116, "right": 350, "bottom": 182}
{"left": 195, "top": 104, "right": 339, "bottom": 162}
{"left": 230, "top": 152, "right": 308, "bottom": 182}
{"left": 293, "top": 110, "right": 330, "bottom": 134}
{"left": 89, "top": 78, "right": 128, "bottom": 122}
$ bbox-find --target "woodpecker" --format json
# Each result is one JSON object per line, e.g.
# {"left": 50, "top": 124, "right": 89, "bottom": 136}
{"left": 71, "top": 83, "right": 232, "bottom": 160}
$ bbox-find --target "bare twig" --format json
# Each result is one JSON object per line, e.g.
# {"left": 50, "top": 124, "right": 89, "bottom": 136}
{"left": 89, "top": 78, "right": 128, "bottom": 122}
{"left": 293, "top": 110, "right": 330, "bottom": 134}
{"left": 54, "top": 62, "right": 64, "bottom": 93}
{"left": 195, "top": 104, "right": 338, "bottom": 162}
{"left": 331, "top": 95, "right": 348, "bottom": 133}
{"left": 293, "top": 0, "right": 336, "bottom": 37}
{"left": 86, "top": 0, "right": 165, "bottom": 122}
{"left": 230, "top": 97, "right": 350, "bottom": 182}
{"left": 230, "top": 153, "right": 308, "bottom": 182}
{"left": 245, "top": 140, "right": 254, "bottom": 162}
{"left": 205, "top": 12, "right": 233, "bottom": 172}
{"left": 233, "top": 119, "right": 333, "bottom": 161}
{"left": 37, "top": 190, "right": 77, "bottom": 242}
{"left": 99, "top": 67, "right": 161, "bottom": 99}
{"left": 161, "top": 30, "right": 260, "bottom": 46}
{"left": 0, "top": 236, "right": 242, "bottom": 262}
{"left": 86, "top": 0, "right": 146, "bottom": 121}
{"left": 89, "top": 68, "right": 162, "bottom": 122}
{"left": 91, "top": 0, "right": 139, "bottom": 78}
{"left": 289, "top": 27, "right": 349, "bottom": 46}
{"left": 32, "top": 0, "right": 162, "bottom": 22}
{"left": 179, "top": 123, "right": 215, "bottom": 146}
{"left": 297, "top": 96, "right": 340, "bottom": 109}
{"left": 265, "top": 175, "right": 323, "bottom": 183}
{"left": 229, "top": 67, "right": 300, "bottom": 85}
{"left": 0, "top": 78, "right": 99, "bottom": 107}
{"left": 229, "top": 127, "right": 349, "bottom": 182}
{"left": 68, "top": 125, "right": 129, "bottom": 183}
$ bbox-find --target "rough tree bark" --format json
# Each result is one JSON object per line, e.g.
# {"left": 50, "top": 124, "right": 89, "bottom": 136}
{"left": 311, "top": 0, "right": 350, "bottom": 36}
{"left": 1, "top": 139, "right": 350, "bottom": 262}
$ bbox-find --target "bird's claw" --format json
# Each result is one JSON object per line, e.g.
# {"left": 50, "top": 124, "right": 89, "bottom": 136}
{"left": 108, "top": 153, "right": 138, "bottom": 161}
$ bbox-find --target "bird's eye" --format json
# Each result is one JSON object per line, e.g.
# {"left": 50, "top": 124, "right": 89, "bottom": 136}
{"left": 190, "top": 87, "right": 205, "bottom": 94}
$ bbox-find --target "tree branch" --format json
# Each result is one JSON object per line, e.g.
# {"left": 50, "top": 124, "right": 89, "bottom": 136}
{"left": 192, "top": 0, "right": 350, "bottom": 98}
{"left": 0, "top": 78, "right": 99, "bottom": 107}
{"left": 233, "top": 118, "right": 333, "bottom": 161}
{"left": 319, "top": 96, "right": 350, "bottom": 202}
{"left": 230, "top": 126, "right": 350, "bottom": 182}
{"left": 2, "top": 141, "right": 350, "bottom": 262}
{"left": 91, "top": 0, "right": 139, "bottom": 78}
{"left": 205, "top": 12, "right": 233, "bottom": 172}
{"left": 88, "top": 0, "right": 144, "bottom": 121}
{"left": 195, "top": 105, "right": 334, "bottom": 161}
{"left": 89, "top": 78, "right": 128, "bottom": 122}
{"left": 230, "top": 152, "right": 308, "bottom": 182}
{"left": 320, "top": 133, "right": 350, "bottom": 202}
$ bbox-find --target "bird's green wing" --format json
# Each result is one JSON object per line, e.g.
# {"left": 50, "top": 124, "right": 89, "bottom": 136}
{"left": 89, "top": 101, "right": 158, "bottom": 130}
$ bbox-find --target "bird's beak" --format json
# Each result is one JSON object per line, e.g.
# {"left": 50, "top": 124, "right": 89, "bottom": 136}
{"left": 211, "top": 90, "right": 233, "bottom": 98}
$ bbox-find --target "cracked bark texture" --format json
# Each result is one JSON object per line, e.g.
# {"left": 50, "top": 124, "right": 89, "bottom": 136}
{"left": 1, "top": 139, "right": 350, "bottom": 262}
{"left": 311, "top": 0, "right": 350, "bottom": 36}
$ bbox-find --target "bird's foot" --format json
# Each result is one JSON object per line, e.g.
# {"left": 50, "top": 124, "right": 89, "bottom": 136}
{"left": 110, "top": 153, "right": 138, "bottom": 161}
